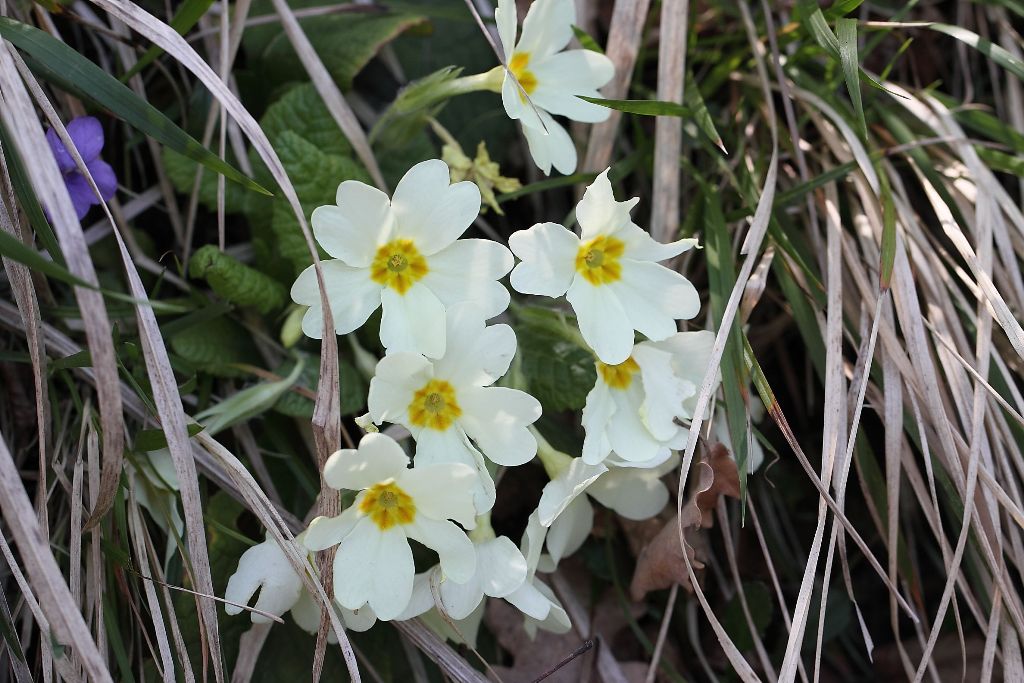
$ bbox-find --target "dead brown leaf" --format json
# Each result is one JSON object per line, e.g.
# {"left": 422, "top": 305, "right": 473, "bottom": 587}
{"left": 630, "top": 444, "right": 740, "bottom": 601}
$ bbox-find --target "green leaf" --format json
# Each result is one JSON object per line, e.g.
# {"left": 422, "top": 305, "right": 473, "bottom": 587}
{"left": 122, "top": 0, "right": 216, "bottom": 80}
{"left": 836, "top": 18, "right": 867, "bottom": 140}
{"left": 516, "top": 319, "right": 597, "bottom": 413}
{"left": 572, "top": 25, "right": 604, "bottom": 54}
{"left": 269, "top": 131, "right": 371, "bottom": 274}
{"left": 188, "top": 245, "right": 287, "bottom": 315}
{"left": 878, "top": 171, "right": 896, "bottom": 292}
{"left": 0, "top": 18, "right": 269, "bottom": 196}
{"left": 722, "top": 582, "right": 773, "bottom": 651}
{"left": 578, "top": 96, "right": 691, "bottom": 117}
{"left": 684, "top": 76, "right": 726, "bottom": 153}
{"left": 260, "top": 83, "right": 355, "bottom": 157}
{"left": 163, "top": 148, "right": 251, "bottom": 214}
{"left": 929, "top": 23, "right": 1024, "bottom": 82}
{"left": 134, "top": 423, "right": 205, "bottom": 452}
{"left": 250, "top": 10, "right": 426, "bottom": 89}
{"left": 273, "top": 354, "right": 366, "bottom": 417}
{"left": 195, "top": 358, "right": 305, "bottom": 435}
{"left": 169, "top": 316, "right": 261, "bottom": 378}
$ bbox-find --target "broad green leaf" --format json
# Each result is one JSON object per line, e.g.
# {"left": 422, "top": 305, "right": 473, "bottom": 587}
{"left": 516, "top": 315, "right": 597, "bottom": 413}
{"left": 170, "top": 316, "right": 261, "bottom": 378}
{"left": 251, "top": 10, "right": 426, "bottom": 89}
{"left": 122, "top": 0, "right": 216, "bottom": 80}
{"left": 260, "top": 83, "right": 355, "bottom": 157}
{"left": 722, "top": 582, "right": 773, "bottom": 651}
{"left": 188, "top": 245, "right": 287, "bottom": 314}
{"left": 134, "top": 423, "right": 205, "bottom": 452}
{"left": 836, "top": 18, "right": 867, "bottom": 140}
{"left": 0, "top": 18, "right": 269, "bottom": 196}
{"left": 269, "top": 131, "right": 370, "bottom": 274}
{"left": 163, "top": 148, "right": 251, "bottom": 214}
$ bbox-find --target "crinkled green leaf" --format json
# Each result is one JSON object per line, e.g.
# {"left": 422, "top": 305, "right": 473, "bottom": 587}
{"left": 260, "top": 83, "right": 355, "bottom": 157}
{"left": 188, "top": 245, "right": 287, "bottom": 315}
{"left": 163, "top": 148, "right": 251, "bottom": 214}
{"left": 517, "top": 323, "right": 597, "bottom": 413}
{"left": 269, "top": 131, "right": 371, "bottom": 274}
{"left": 251, "top": 10, "right": 426, "bottom": 89}
{"left": 169, "top": 317, "right": 261, "bottom": 378}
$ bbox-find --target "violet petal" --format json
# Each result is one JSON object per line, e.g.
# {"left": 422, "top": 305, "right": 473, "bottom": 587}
{"left": 66, "top": 116, "right": 105, "bottom": 163}
{"left": 64, "top": 172, "right": 95, "bottom": 220}
{"left": 45, "top": 127, "right": 76, "bottom": 174}
{"left": 86, "top": 159, "right": 118, "bottom": 202}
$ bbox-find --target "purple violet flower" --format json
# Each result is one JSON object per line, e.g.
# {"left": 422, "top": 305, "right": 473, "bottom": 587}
{"left": 45, "top": 116, "right": 117, "bottom": 220}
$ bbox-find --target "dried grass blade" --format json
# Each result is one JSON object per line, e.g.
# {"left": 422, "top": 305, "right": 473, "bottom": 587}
{"left": 650, "top": 0, "right": 688, "bottom": 242}
{"left": 0, "top": 42, "right": 125, "bottom": 530}
{"left": 0, "top": 429, "right": 112, "bottom": 682}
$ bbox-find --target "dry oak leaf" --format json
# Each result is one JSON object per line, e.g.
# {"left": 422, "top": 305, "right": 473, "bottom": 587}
{"left": 630, "top": 444, "right": 740, "bottom": 601}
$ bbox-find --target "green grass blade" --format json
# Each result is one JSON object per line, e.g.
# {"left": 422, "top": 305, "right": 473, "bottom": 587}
{"left": 577, "top": 96, "right": 691, "bottom": 117}
{"left": 837, "top": 18, "right": 867, "bottom": 140}
{"left": 929, "top": 23, "right": 1024, "bottom": 82}
{"left": 122, "top": 0, "right": 216, "bottom": 80}
{"left": 0, "top": 18, "right": 270, "bottom": 196}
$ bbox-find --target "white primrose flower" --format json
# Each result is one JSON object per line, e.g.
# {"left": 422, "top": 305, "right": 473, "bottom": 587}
{"left": 367, "top": 304, "right": 542, "bottom": 512}
{"left": 495, "top": 0, "right": 614, "bottom": 174}
{"left": 303, "top": 433, "right": 478, "bottom": 621}
{"left": 582, "top": 330, "right": 717, "bottom": 465}
{"left": 223, "top": 533, "right": 374, "bottom": 634}
{"left": 398, "top": 529, "right": 527, "bottom": 621}
{"left": 290, "top": 159, "right": 514, "bottom": 358}
{"left": 537, "top": 453, "right": 680, "bottom": 565}
{"left": 509, "top": 170, "right": 700, "bottom": 364}
{"left": 504, "top": 512, "right": 572, "bottom": 637}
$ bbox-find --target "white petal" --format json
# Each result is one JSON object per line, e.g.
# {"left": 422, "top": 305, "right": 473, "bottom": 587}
{"left": 566, "top": 277, "right": 634, "bottom": 365}
{"left": 367, "top": 352, "right": 434, "bottom": 425}
{"left": 588, "top": 466, "right": 670, "bottom": 520}
{"left": 433, "top": 304, "right": 516, "bottom": 387}
{"left": 617, "top": 220, "right": 700, "bottom": 261}
{"left": 611, "top": 260, "right": 700, "bottom": 340}
{"left": 517, "top": 0, "right": 574, "bottom": 59}
{"left": 312, "top": 181, "right": 392, "bottom": 266}
{"left": 289, "top": 590, "right": 336, "bottom": 641}
{"left": 527, "top": 579, "right": 572, "bottom": 635}
{"left": 652, "top": 330, "right": 719, "bottom": 417}
{"left": 632, "top": 343, "right": 693, "bottom": 441}
{"left": 521, "top": 114, "right": 576, "bottom": 176}
{"left": 545, "top": 495, "right": 593, "bottom": 565}
{"left": 323, "top": 432, "right": 409, "bottom": 491}
{"left": 581, "top": 379, "right": 617, "bottom": 465}
{"left": 224, "top": 536, "right": 303, "bottom": 622}
{"left": 575, "top": 168, "right": 637, "bottom": 240}
{"left": 333, "top": 520, "right": 414, "bottom": 620}
{"left": 520, "top": 510, "right": 547, "bottom": 576}
{"left": 391, "top": 159, "right": 480, "bottom": 254}
{"left": 397, "top": 571, "right": 437, "bottom": 620}
{"left": 494, "top": 0, "right": 516, "bottom": 60}
{"left": 419, "top": 601, "right": 485, "bottom": 648}
{"left": 607, "top": 384, "right": 665, "bottom": 463}
{"left": 476, "top": 536, "right": 528, "bottom": 598}
{"left": 292, "top": 261, "right": 383, "bottom": 339}
{"left": 530, "top": 51, "right": 614, "bottom": 122}
{"left": 414, "top": 427, "right": 496, "bottom": 514}
{"left": 501, "top": 73, "right": 544, "bottom": 130}
{"left": 437, "top": 569, "right": 485, "bottom": 620}
{"left": 537, "top": 458, "right": 606, "bottom": 526}
{"left": 458, "top": 387, "right": 541, "bottom": 466}
{"left": 340, "top": 604, "right": 377, "bottom": 632}
{"left": 379, "top": 285, "right": 447, "bottom": 358}
{"left": 304, "top": 507, "right": 360, "bottom": 551}
{"left": 405, "top": 517, "right": 476, "bottom": 584}
{"left": 397, "top": 463, "right": 478, "bottom": 529}
{"left": 508, "top": 222, "right": 579, "bottom": 297}
{"left": 422, "top": 239, "right": 513, "bottom": 319}
{"left": 504, "top": 577, "right": 552, "bottom": 620}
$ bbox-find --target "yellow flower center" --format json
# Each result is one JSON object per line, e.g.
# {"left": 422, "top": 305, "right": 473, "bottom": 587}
{"left": 408, "top": 379, "right": 462, "bottom": 431}
{"left": 576, "top": 235, "right": 625, "bottom": 285}
{"left": 597, "top": 357, "right": 640, "bottom": 390}
{"left": 370, "top": 239, "right": 429, "bottom": 294}
{"left": 508, "top": 52, "right": 538, "bottom": 100}
{"left": 359, "top": 480, "right": 416, "bottom": 530}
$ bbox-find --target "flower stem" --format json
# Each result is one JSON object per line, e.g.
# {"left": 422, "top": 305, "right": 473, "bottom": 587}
{"left": 449, "top": 66, "right": 504, "bottom": 96}
{"left": 530, "top": 425, "right": 573, "bottom": 479}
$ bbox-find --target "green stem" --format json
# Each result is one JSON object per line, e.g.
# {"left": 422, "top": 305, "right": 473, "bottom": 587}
{"left": 530, "top": 425, "right": 573, "bottom": 479}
